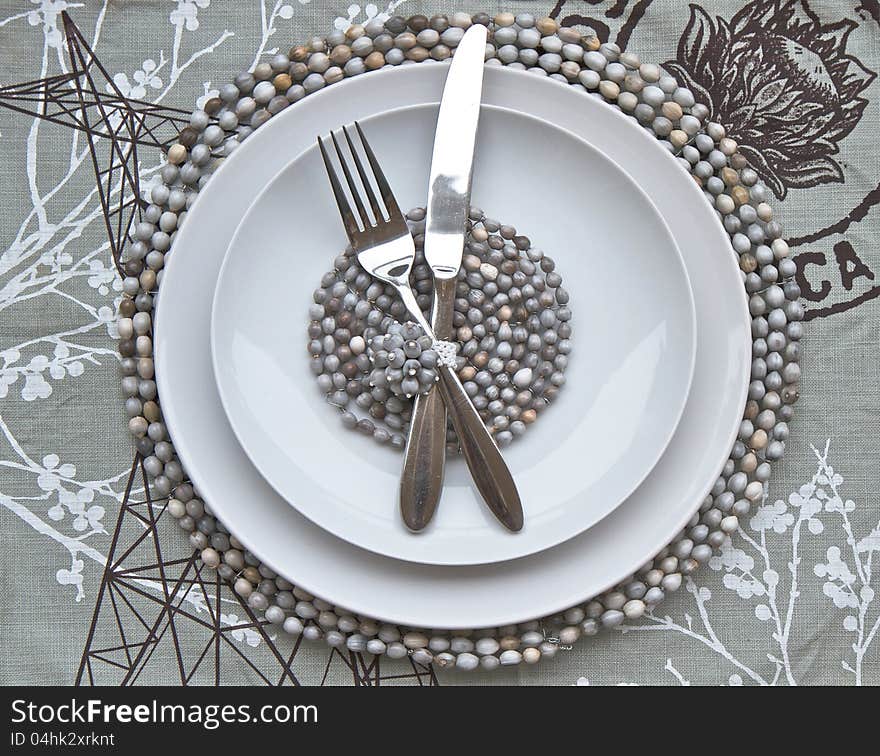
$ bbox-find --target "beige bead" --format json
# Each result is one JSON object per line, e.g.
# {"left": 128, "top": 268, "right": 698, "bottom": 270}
{"left": 167, "top": 143, "right": 187, "bottom": 165}
{"left": 721, "top": 166, "right": 739, "bottom": 187}
{"left": 669, "top": 129, "right": 688, "bottom": 149}
{"left": 135, "top": 336, "right": 152, "bottom": 357}
{"left": 750, "top": 429, "right": 768, "bottom": 450}
{"left": 450, "top": 11, "right": 472, "bottom": 28}
{"left": 739, "top": 253, "right": 757, "bottom": 273}
{"left": 364, "top": 51, "right": 385, "bottom": 70}
{"left": 623, "top": 73, "right": 644, "bottom": 93}
{"left": 345, "top": 24, "right": 364, "bottom": 41}
{"left": 289, "top": 45, "right": 309, "bottom": 62}
{"left": 536, "top": 16, "right": 558, "bottom": 35}
{"left": 480, "top": 262, "right": 499, "bottom": 281}
{"left": 599, "top": 80, "right": 620, "bottom": 100}
{"left": 330, "top": 45, "right": 352, "bottom": 65}
{"left": 403, "top": 631, "right": 428, "bottom": 649}
{"left": 200, "top": 547, "right": 220, "bottom": 569}
{"left": 494, "top": 12, "right": 515, "bottom": 27}
{"left": 619, "top": 52, "right": 640, "bottom": 69}
{"left": 143, "top": 400, "right": 161, "bottom": 423}
{"left": 462, "top": 253, "right": 481, "bottom": 272}
{"left": 560, "top": 61, "right": 581, "bottom": 81}
{"left": 740, "top": 452, "right": 758, "bottom": 474}
{"left": 406, "top": 46, "right": 429, "bottom": 62}
{"left": 618, "top": 92, "right": 638, "bottom": 112}
{"left": 772, "top": 238, "right": 790, "bottom": 258}
{"left": 499, "top": 635, "right": 520, "bottom": 651}
{"left": 744, "top": 399, "right": 759, "bottom": 420}
{"left": 139, "top": 269, "right": 156, "bottom": 291}
{"left": 721, "top": 515, "right": 739, "bottom": 533}
{"left": 745, "top": 481, "right": 764, "bottom": 501}
{"left": 273, "top": 73, "right": 292, "bottom": 92}
{"left": 661, "top": 101, "right": 683, "bottom": 121}
{"left": 558, "top": 27, "right": 581, "bottom": 44}
{"left": 128, "top": 416, "right": 147, "bottom": 437}
{"left": 521, "top": 409, "right": 537, "bottom": 424}
{"left": 731, "top": 185, "right": 750, "bottom": 206}
{"left": 395, "top": 32, "right": 416, "bottom": 49}
{"left": 719, "top": 136, "right": 738, "bottom": 155}
{"left": 522, "top": 647, "right": 541, "bottom": 664}
{"left": 584, "top": 35, "right": 601, "bottom": 51}
{"left": 138, "top": 357, "right": 154, "bottom": 380}
{"left": 496, "top": 304, "right": 512, "bottom": 321}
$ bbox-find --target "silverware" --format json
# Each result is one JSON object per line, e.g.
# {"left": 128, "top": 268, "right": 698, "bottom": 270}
{"left": 401, "top": 23, "right": 490, "bottom": 532}
{"left": 318, "top": 122, "right": 523, "bottom": 532}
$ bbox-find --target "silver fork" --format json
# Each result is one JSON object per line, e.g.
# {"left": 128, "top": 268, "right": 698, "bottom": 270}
{"left": 318, "top": 123, "right": 523, "bottom": 532}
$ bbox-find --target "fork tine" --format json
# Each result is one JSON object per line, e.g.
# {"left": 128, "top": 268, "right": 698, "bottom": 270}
{"left": 343, "top": 124, "right": 385, "bottom": 223}
{"left": 354, "top": 121, "right": 402, "bottom": 219}
{"left": 329, "top": 130, "right": 371, "bottom": 230}
{"left": 318, "top": 136, "right": 359, "bottom": 241}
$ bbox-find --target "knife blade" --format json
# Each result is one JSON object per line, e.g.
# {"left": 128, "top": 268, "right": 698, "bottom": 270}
{"left": 401, "top": 24, "right": 523, "bottom": 533}
{"left": 423, "top": 23, "right": 488, "bottom": 280}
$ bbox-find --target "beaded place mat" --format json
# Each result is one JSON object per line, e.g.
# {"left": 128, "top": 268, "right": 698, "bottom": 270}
{"left": 116, "top": 10, "right": 802, "bottom": 671}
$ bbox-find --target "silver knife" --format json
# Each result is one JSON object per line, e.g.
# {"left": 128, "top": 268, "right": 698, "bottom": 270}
{"left": 400, "top": 24, "right": 523, "bottom": 532}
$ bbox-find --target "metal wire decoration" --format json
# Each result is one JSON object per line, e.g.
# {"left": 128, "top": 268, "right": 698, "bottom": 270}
{"left": 0, "top": 10, "right": 438, "bottom": 687}
{"left": 0, "top": 11, "right": 190, "bottom": 277}
{"left": 76, "top": 454, "right": 438, "bottom": 686}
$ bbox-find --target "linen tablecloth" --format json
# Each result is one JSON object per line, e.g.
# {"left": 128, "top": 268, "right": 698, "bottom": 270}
{"left": 1, "top": 0, "right": 877, "bottom": 686}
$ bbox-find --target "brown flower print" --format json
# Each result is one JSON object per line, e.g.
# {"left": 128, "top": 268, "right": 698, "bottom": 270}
{"left": 664, "top": 0, "right": 876, "bottom": 199}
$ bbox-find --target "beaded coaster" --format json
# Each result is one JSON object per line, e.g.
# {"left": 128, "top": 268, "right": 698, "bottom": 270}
{"left": 308, "top": 206, "right": 572, "bottom": 450}
{"left": 117, "top": 11, "right": 802, "bottom": 671}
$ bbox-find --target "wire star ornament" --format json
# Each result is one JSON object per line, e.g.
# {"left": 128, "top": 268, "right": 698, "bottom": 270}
{"left": 0, "top": 11, "right": 190, "bottom": 278}
{"left": 76, "top": 454, "right": 438, "bottom": 686}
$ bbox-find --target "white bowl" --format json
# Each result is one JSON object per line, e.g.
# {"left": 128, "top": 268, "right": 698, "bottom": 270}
{"left": 211, "top": 103, "right": 696, "bottom": 566}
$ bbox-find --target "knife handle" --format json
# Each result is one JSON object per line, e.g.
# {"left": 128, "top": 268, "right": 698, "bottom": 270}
{"left": 399, "top": 278, "right": 454, "bottom": 531}
{"left": 436, "top": 363, "right": 524, "bottom": 532}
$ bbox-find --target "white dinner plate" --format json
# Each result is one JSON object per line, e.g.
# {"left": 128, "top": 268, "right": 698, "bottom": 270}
{"left": 155, "top": 64, "right": 750, "bottom": 628}
{"left": 211, "top": 103, "right": 696, "bottom": 566}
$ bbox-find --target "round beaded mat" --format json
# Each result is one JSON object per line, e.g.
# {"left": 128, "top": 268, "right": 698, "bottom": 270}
{"left": 118, "top": 10, "right": 803, "bottom": 671}
{"left": 309, "top": 206, "right": 572, "bottom": 450}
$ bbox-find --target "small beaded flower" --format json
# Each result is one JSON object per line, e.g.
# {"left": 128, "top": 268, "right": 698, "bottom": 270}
{"left": 368, "top": 322, "right": 440, "bottom": 398}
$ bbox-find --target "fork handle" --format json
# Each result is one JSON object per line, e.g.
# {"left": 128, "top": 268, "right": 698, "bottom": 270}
{"left": 399, "top": 278, "right": 454, "bottom": 531}
{"left": 399, "top": 387, "right": 446, "bottom": 530}
{"left": 436, "top": 363, "right": 524, "bottom": 532}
